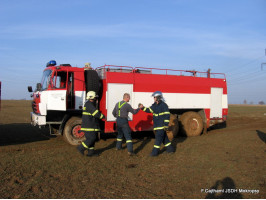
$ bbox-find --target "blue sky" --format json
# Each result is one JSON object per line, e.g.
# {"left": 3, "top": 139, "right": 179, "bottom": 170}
{"left": 0, "top": 0, "right": 265, "bottom": 104}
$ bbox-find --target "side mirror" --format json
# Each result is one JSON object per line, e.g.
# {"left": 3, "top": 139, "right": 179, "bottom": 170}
{"left": 28, "top": 86, "right": 33, "bottom": 92}
{"left": 36, "top": 83, "right": 42, "bottom": 91}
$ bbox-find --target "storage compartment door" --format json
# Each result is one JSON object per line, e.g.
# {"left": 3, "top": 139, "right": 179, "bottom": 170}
{"left": 210, "top": 88, "right": 223, "bottom": 118}
{"left": 106, "top": 83, "right": 133, "bottom": 121}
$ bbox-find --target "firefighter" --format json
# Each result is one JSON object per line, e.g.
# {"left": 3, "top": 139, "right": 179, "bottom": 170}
{"left": 77, "top": 91, "right": 105, "bottom": 157}
{"left": 141, "top": 91, "right": 174, "bottom": 156}
{"left": 112, "top": 93, "right": 141, "bottom": 156}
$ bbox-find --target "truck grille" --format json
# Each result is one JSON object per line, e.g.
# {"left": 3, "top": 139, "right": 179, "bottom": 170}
{"left": 32, "top": 101, "right": 39, "bottom": 114}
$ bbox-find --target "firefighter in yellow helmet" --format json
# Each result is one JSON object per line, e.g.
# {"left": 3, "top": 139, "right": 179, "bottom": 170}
{"left": 77, "top": 91, "right": 105, "bottom": 157}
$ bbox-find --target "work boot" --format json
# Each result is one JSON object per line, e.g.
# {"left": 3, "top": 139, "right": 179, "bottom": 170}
{"left": 87, "top": 153, "right": 100, "bottom": 157}
{"left": 166, "top": 144, "right": 174, "bottom": 153}
{"left": 163, "top": 151, "right": 174, "bottom": 155}
{"left": 149, "top": 148, "right": 159, "bottom": 157}
{"left": 87, "top": 149, "right": 100, "bottom": 157}
{"left": 149, "top": 153, "right": 158, "bottom": 157}
{"left": 77, "top": 145, "right": 86, "bottom": 156}
{"left": 128, "top": 152, "right": 136, "bottom": 156}
{"left": 116, "top": 140, "right": 122, "bottom": 150}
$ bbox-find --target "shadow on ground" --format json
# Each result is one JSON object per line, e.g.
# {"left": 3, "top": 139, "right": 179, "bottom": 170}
{"left": 97, "top": 131, "right": 187, "bottom": 155}
{"left": 0, "top": 123, "right": 54, "bottom": 146}
{"left": 205, "top": 177, "right": 243, "bottom": 199}
{"left": 256, "top": 130, "right": 266, "bottom": 143}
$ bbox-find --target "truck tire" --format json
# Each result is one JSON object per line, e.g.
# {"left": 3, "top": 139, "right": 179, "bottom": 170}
{"left": 166, "top": 114, "right": 179, "bottom": 141}
{"left": 180, "top": 111, "right": 203, "bottom": 137}
{"left": 63, "top": 116, "right": 85, "bottom": 145}
{"left": 85, "top": 70, "right": 100, "bottom": 94}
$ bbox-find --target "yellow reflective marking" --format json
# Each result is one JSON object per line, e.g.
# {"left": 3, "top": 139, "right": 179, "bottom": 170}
{"left": 82, "top": 142, "right": 88, "bottom": 149}
{"left": 118, "top": 102, "right": 127, "bottom": 117}
{"left": 126, "top": 140, "right": 132, "bottom": 143}
{"left": 81, "top": 128, "right": 100, "bottom": 131}
{"left": 154, "top": 127, "right": 164, "bottom": 130}
{"left": 165, "top": 143, "right": 171, "bottom": 147}
{"left": 92, "top": 110, "right": 99, "bottom": 116}
{"left": 154, "top": 145, "right": 160, "bottom": 148}
{"left": 83, "top": 112, "right": 92, "bottom": 115}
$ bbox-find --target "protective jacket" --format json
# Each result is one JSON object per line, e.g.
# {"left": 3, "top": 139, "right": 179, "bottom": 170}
{"left": 142, "top": 100, "right": 170, "bottom": 130}
{"left": 81, "top": 100, "right": 104, "bottom": 132}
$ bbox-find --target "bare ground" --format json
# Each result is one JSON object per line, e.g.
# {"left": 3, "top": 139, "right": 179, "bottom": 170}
{"left": 0, "top": 100, "right": 265, "bottom": 199}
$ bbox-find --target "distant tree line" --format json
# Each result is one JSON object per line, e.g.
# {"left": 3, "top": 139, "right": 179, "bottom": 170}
{"left": 243, "top": 99, "right": 265, "bottom": 105}
{"left": 258, "top": 101, "right": 265, "bottom": 105}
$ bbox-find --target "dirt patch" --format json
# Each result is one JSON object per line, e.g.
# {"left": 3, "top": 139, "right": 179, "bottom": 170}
{"left": 0, "top": 101, "right": 265, "bottom": 198}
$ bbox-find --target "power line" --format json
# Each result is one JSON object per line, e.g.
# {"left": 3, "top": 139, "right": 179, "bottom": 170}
{"left": 223, "top": 55, "right": 265, "bottom": 76}
{"left": 227, "top": 69, "right": 265, "bottom": 83}
{"left": 228, "top": 74, "right": 266, "bottom": 86}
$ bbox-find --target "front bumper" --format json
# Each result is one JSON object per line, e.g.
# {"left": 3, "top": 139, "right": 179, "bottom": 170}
{"left": 31, "top": 112, "right": 46, "bottom": 126}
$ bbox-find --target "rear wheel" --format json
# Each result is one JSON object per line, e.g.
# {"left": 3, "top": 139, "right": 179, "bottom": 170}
{"left": 180, "top": 111, "right": 203, "bottom": 137}
{"left": 63, "top": 117, "right": 85, "bottom": 145}
{"left": 166, "top": 114, "right": 179, "bottom": 141}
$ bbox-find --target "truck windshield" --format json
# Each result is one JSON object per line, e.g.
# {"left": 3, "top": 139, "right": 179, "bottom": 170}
{"left": 41, "top": 70, "right": 52, "bottom": 90}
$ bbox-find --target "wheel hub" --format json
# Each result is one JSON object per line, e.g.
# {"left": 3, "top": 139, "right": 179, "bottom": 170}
{"left": 191, "top": 118, "right": 199, "bottom": 130}
{"left": 72, "top": 125, "right": 84, "bottom": 139}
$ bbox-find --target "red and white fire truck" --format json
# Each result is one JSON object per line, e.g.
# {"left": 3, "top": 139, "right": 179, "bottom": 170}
{"left": 28, "top": 60, "right": 228, "bottom": 145}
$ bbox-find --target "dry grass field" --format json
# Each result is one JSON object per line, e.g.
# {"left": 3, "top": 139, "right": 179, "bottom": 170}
{"left": 0, "top": 100, "right": 265, "bottom": 198}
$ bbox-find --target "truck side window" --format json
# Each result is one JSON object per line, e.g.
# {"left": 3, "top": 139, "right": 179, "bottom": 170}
{"left": 54, "top": 72, "right": 67, "bottom": 89}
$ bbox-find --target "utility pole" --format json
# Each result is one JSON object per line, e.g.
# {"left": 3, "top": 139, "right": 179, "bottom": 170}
{"left": 261, "top": 63, "right": 265, "bottom": 70}
{"left": 261, "top": 49, "right": 266, "bottom": 70}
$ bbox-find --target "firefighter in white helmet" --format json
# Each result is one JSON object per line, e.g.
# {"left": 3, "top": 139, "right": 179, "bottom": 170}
{"left": 141, "top": 91, "right": 174, "bottom": 156}
{"left": 77, "top": 91, "right": 105, "bottom": 157}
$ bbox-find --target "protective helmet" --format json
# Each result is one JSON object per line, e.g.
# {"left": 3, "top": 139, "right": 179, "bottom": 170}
{"left": 86, "top": 91, "right": 98, "bottom": 100}
{"left": 152, "top": 91, "right": 164, "bottom": 101}
{"left": 152, "top": 91, "right": 163, "bottom": 97}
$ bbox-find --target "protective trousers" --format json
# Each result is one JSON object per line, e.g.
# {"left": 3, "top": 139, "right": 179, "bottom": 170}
{"left": 116, "top": 118, "right": 133, "bottom": 153}
{"left": 80, "top": 131, "right": 97, "bottom": 156}
{"left": 151, "top": 129, "right": 174, "bottom": 156}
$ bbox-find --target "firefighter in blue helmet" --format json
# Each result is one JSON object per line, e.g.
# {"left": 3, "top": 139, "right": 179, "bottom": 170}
{"left": 141, "top": 91, "right": 174, "bottom": 156}
{"left": 77, "top": 91, "right": 105, "bottom": 157}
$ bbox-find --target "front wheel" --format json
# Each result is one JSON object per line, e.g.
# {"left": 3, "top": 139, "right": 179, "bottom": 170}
{"left": 180, "top": 111, "right": 203, "bottom": 137}
{"left": 63, "top": 117, "right": 85, "bottom": 145}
